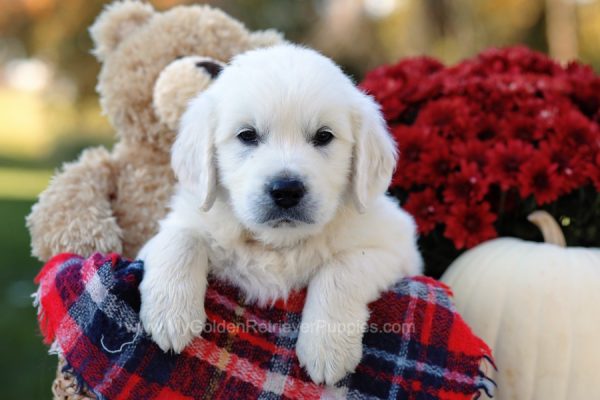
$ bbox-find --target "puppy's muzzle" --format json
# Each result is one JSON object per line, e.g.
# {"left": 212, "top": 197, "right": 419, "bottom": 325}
{"left": 268, "top": 178, "right": 306, "bottom": 209}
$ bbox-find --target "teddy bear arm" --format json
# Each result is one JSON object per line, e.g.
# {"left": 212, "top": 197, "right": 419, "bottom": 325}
{"left": 27, "top": 146, "right": 123, "bottom": 261}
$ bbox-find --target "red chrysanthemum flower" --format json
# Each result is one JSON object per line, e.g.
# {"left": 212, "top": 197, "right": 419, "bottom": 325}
{"left": 503, "top": 114, "right": 543, "bottom": 142}
{"left": 393, "top": 126, "right": 430, "bottom": 160}
{"left": 392, "top": 126, "right": 431, "bottom": 188}
{"left": 415, "top": 97, "right": 475, "bottom": 140}
{"left": 475, "top": 46, "right": 562, "bottom": 76}
{"left": 403, "top": 188, "right": 445, "bottom": 234}
{"left": 359, "top": 70, "right": 406, "bottom": 121}
{"left": 518, "top": 152, "right": 562, "bottom": 204}
{"left": 486, "top": 140, "right": 534, "bottom": 190}
{"left": 587, "top": 151, "right": 600, "bottom": 191}
{"left": 380, "top": 97, "right": 405, "bottom": 121}
{"left": 566, "top": 62, "right": 600, "bottom": 119}
{"left": 421, "top": 144, "right": 458, "bottom": 187}
{"left": 444, "top": 202, "right": 497, "bottom": 249}
{"left": 555, "top": 110, "right": 598, "bottom": 152}
{"left": 360, "top": 47, "right": 600, "bottom": 256}
{"left": 443, "top": 162, "right": 489, "bottom": 203}
{"left": 360, "top": 57, "right": 444, "bottom": 121}
{"left": 451, "top": 140, "right": 489, "bottom": 170}
{"left": 538, "top": 140, "right": 589, "bottom": 194}
{"left": 473, "top": 115, "right": 501, "bottom": 142}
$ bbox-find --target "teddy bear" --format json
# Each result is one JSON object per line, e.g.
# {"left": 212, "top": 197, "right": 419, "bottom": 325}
{"left": 26, "top": 0, "right": 283, "bottom": 262}
{"left": 26, "top": 2, "right": 283, "bottom": 397}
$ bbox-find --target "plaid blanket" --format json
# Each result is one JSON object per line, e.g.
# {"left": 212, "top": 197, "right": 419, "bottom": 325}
{"left": 35, "top": 253, "right": 495, "bottom": 400}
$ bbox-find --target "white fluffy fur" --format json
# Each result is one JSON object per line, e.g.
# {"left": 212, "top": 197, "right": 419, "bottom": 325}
{"left": 138, "top": 44, "right": 423, "bottom": 385}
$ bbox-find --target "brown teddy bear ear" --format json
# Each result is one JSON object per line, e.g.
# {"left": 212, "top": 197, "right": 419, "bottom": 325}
{"left": 89, "top": 1, "right": 154, "bottom": 61}
{"left": 248, "top": 29, "right": 285, "bottom": 48}
{"left": 153, "top": 56, "right": 225, "bottom": 131}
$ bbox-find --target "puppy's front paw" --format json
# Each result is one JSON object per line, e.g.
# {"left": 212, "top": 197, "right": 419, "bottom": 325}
{"left": 138, "top": 228, "right": 209, "bottom": 353}
{"left": 139, "top": 274, "right": 206, "bottom": 353}
{"left": 296, "top": 317, "right": 364, "bottom": 385}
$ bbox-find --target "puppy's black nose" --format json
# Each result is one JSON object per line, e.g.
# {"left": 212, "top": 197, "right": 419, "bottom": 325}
{"left": 269, "top": 178, "right": 305, "bottom": 209}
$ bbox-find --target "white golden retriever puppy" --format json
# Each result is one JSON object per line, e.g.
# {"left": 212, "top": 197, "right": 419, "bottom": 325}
{"left": 139, "top": 44, "right": 422, "bottom": 385}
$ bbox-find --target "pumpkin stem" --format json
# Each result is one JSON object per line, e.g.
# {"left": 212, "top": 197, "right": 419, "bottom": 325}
{"left": 527, "top": 211, "right": 566, "bottom": 247}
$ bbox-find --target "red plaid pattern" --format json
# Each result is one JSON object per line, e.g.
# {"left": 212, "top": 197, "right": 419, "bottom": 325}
{"left": 35, "top": 253, "right": 495, "bottom": 399}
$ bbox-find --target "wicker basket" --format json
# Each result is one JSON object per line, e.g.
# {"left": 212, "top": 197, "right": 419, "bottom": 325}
{"left": 53, "top": 357, "right": 95, "bottom": 400}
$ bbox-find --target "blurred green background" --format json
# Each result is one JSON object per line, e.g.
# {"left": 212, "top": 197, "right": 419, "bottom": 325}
{"left": 1, "top": 0, "right": 599, "bottom": 397}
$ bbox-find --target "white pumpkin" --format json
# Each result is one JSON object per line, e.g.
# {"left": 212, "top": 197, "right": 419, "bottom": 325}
{"left": 441, "top": 210, "right": 600, "bottom": 400}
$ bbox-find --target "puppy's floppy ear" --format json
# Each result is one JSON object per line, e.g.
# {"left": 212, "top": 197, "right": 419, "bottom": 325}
{"left": 172, "top": 93, "right": 218, "bottom": 211}
{"left": 351, "top": 93, "right": 398, "bottom": 213}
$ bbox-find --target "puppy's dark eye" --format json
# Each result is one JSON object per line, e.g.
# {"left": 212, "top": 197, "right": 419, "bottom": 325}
{"left": 237, "top": 128, "right": 259, "bottom": 145}
{"left": 312, "top": 128, "right": 334, "bottom": 147}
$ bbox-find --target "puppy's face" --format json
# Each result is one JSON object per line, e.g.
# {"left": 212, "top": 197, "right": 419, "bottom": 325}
{"left": 214, "top": 64, "right": 357, "bottom": 240}
{"left": 173, "top": 45, "right": 397, "bottom": 243}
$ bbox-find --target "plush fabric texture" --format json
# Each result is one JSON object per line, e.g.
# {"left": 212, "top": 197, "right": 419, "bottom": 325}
{"left": 35, "top": 253, "right": 495, "bottom": 400}
{"left": 26, "top": 2, "right": 283, "bottom": 262}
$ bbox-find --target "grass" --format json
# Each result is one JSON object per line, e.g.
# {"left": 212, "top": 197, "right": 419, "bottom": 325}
{"left": 0, "top": 198, "right": 57, "bottom": 399}
{"left": 0, "top": 133, "right": 110, "bottom": 397}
